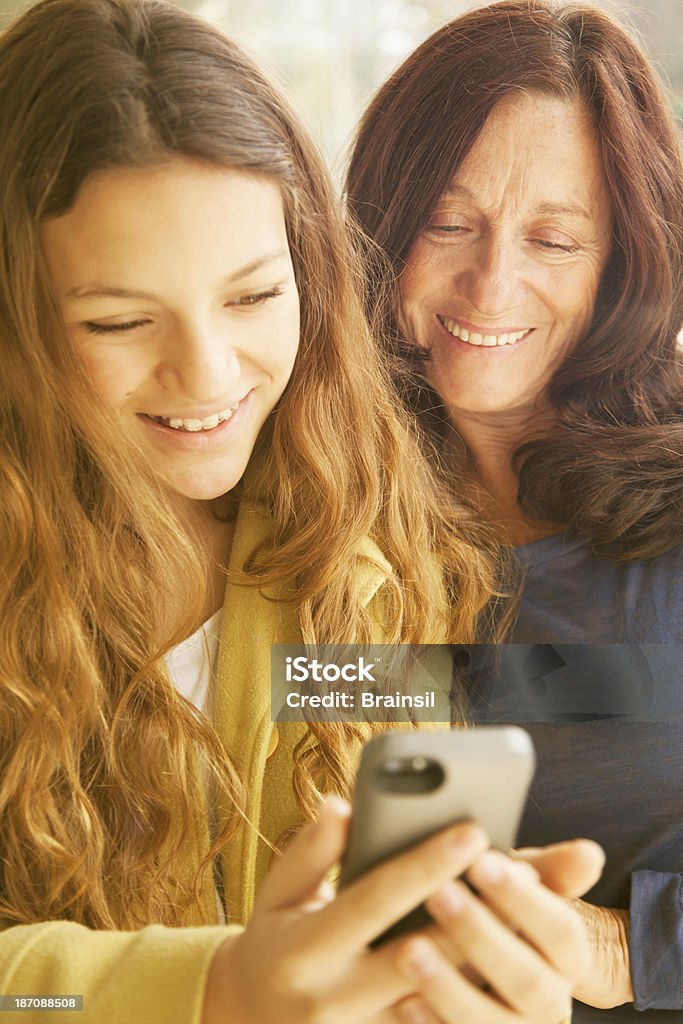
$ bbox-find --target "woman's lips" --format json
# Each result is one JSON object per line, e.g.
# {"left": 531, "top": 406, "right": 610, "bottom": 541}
{"left": 437, "top": 315, "right": 533, "bottom": 348}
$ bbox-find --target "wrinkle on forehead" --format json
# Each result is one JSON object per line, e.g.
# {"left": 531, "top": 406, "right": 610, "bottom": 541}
{"left": 444, "top": 92, "right": 611, "bottom": 237}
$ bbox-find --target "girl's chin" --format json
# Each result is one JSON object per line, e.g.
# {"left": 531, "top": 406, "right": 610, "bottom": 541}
{"left": 156, "top": 467, "right": 246, "bottom": 506}
{"left": 170, "top": 482, "right": 241, "bottom": 504}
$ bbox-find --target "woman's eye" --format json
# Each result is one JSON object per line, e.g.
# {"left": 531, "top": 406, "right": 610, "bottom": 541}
{"left": 534, "top": 239, "right": 580, "bottom": 254}
{"left": 84, "top": 319, "right": 150, "bottom": 335}
{"left": 426, "top": 224, "right": 467, "bottom": 234}
{"left": 229, "top": 288, "right": 284, "bottom": 307}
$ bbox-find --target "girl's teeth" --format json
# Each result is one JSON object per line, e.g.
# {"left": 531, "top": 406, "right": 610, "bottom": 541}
{"left": 153, "top": 404, "right": 239, "bottom": 431}
{"left": 440, "top": 317, "right": 530, "bottom": 346}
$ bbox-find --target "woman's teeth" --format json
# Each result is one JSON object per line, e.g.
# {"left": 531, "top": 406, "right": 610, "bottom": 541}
{"left": 440, "top": 317, "right": 531, "bottom": 347}
{"left": 149, "top": 403, "right": 239, "bottom": 432}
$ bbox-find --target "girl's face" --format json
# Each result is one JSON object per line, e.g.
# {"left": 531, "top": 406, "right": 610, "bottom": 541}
{"left": 42, "top": 158, "right": 300, "bottom": 502}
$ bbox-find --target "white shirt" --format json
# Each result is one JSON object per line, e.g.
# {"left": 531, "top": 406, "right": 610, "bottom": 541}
{"left": 164, "top": 608, "right": 223, "bottom": 715}
{"left": 164, "top": 608, "right": 226, "bottom": 922}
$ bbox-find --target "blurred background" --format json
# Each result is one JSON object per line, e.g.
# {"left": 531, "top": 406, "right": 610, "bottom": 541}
{"left": 0, "top": 0, "right": 680, "bottom": 172}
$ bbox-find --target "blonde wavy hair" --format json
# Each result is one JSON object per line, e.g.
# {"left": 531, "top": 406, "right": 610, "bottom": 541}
{"left": 0, "top": 0, "right": 508, "bottom": 931}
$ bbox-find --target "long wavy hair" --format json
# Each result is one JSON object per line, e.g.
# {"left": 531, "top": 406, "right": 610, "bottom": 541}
{"left": 346, "top": 0, "right": 683, "bottom": 558}
{"left": 0, "top": 0, "right": 506, "bottom": 930}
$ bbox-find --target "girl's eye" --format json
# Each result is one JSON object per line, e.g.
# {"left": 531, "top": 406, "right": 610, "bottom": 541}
{"left": 81, "top": 288, "right": 284, "bottom": 333}
{"left": 84, "top": 319, "right": 150, "bottom": 335}
{"left": 229, "top": 287, "right": 284, "bottom": 307}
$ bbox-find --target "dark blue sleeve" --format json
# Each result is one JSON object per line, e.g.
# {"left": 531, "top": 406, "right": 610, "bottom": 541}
{"left": 630, "top": 870, "right": 683, "bottom": 1011}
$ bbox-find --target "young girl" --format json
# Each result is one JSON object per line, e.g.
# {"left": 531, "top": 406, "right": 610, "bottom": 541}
{"left": 0, "top": 1, "right": 597, "bottom": 1021}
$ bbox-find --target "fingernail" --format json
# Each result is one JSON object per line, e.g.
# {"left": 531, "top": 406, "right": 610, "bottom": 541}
{"left": 470, "top": 850, "right": 506, "bottom": 886}
{"left": 429, "top": 881, "right": 466, "bottom": 917}
{"left": 447, "top": 821, "right": 486, "bottom": 854}
{"left": 320, "top": 794, "right": 351, "bottom": 819}
{"left": 402, "top": 938, "right": 440, "bottom": 980}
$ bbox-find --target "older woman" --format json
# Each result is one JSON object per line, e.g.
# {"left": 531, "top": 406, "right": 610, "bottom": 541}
{"left": 346, "top": 1, "right": 683, "bottom": 1021}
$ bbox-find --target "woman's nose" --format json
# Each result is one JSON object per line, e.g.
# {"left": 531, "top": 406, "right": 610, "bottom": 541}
{"left": 456, "top": 236, "right": 523, "bottom": 317}
{"left": 156, "top": 321, "right": 241, "bottom": 401}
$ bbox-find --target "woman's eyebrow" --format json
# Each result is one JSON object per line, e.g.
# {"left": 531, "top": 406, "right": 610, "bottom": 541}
{"left": 64, "top": 248, "right": 289, "bottom": 300}
{"left": 441, "top": 184, "right": 475, "bottom": 201}
{"left": 442, "top": 184, "right": 591, "bottom": 223}
{"left": 533, "top": 200, "right": 592, "bottom": 222}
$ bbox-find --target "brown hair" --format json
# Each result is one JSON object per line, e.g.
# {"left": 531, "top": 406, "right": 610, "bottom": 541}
{"left": 0, "top": 0, "right": 505, "bottom": 929}
{"left": 346, "top": 0, "right": 683, "bottom": 558}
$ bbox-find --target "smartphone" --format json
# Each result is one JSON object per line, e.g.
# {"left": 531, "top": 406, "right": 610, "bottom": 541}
{"left": 338, "top": 726, "right": 536, "bottom": 944}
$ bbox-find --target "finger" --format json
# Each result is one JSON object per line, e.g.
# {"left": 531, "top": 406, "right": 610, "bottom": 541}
{"left": 396, "top": 937, "right": 522, "bottom": 1024}
{"left": 255, "top": 795, "right": 351, "bottom": 912}
{"left": 298, "top": 878, "right": 336, "bottom": 913}
{"left": 512, "top": 839, "right": 605, "bottom": 897}
{"left": 394, "top": 994, "right": 441, "bottom": 1024}
{"left": 314, "top": 941, "right": 416, "bottom": 1020}
{"left": 427, "top": 925, "right": 487, "bottom": 987}
{"left": 300, "top": 821, "right": 489, "bottom": 959}
{"left": 269, "top": 937, "right": 420, "bottom": 1022}
{"left": 467, "top": 850, "right": 590, "bottom": 981}
{"left": 425, "top": 876, "right": 574, "bottom": 1022}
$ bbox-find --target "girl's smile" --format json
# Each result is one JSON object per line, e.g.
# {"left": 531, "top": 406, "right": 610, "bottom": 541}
{"left": 42, "top": 158, "right": 300, "bottom": 503}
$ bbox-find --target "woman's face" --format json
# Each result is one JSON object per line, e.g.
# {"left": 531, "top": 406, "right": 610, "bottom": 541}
{"left": 399, "top": 93, "right": 612, "bottom": 422}
{"left": 42, "top": 158, "right": 300, "bottom": 502}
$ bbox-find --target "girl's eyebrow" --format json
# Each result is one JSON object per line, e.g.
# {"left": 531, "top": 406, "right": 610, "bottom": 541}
{"left": 65, "top": 248, "right": 289, "bottom": 300}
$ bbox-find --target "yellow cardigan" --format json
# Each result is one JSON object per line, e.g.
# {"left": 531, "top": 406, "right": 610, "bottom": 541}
{"left": 0, "top": 499, "right": 395, "bottom": 1023}
{"left": 0, "top": 501, "right": 569, "bottom": 1024}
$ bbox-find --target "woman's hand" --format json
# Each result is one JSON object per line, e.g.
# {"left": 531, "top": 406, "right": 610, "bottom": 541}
{"left": 512, "top": 838, "right": 605, "bottom": 898}
{"left": 202, "top": 797, "right": 491, "bottom": 1024}
{"left": 568, "top": 899, "right": 633, "bottom": 1008}
{"left": 514, "top": 846, "right": 633, "bottom": 1008}
{"left": 392, "top": 849, "right": 591, "bottom": 1024}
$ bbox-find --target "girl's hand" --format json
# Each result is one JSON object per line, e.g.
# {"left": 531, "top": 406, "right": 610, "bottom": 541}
{"left": 393, "top": 849, "right": 591, "bottom": 1024}
{"left": 202, "top": 797, "right": 490, "bottom": 1024}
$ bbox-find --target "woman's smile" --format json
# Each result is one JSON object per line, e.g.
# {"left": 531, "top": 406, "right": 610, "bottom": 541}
{"left": 436, "top": 316, "right": 534, "bottom": 349}
{"left": 400, "top": 91, "right": 612, "bottom": 419}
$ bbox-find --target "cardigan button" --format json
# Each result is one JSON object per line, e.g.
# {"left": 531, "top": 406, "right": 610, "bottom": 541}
{"left": 452, "top": 646, "right": 471, "bottom": 668}
{"left": 267, "top": 726, "right": 279, "bottom": 758}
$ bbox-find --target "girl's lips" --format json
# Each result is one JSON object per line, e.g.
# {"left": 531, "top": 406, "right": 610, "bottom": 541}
{"left": 137, "top": 390, "right": 253, "bottom": 450}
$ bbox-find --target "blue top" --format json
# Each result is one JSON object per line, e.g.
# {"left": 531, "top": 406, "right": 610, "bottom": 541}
{"left": 512, "top": 533, "right": 683, "bottom": 643}
{"left": 466, "top": 535, "right": 683, "bottom": 1022}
